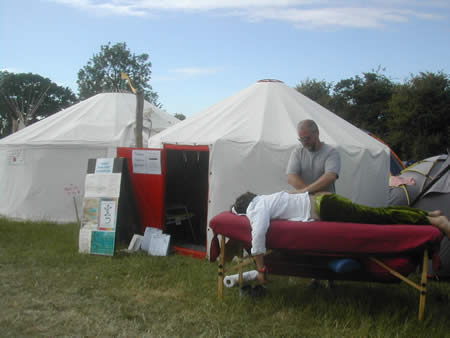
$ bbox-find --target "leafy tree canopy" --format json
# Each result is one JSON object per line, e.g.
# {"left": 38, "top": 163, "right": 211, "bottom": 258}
{"left": 77, "top": 42, "right": 161, "bottom": 107}
{"left": 174, "top": 113, "right": 186, "bottom": 121}
{"left": 332, "top": 69, "right": 394, "bottom": 137}
{"left": 295, "top": 78, "right": 333, "bottom": 109}
{"left": 0, "top": 71, "right": 77, "bottom": 137}
{"left": 386, "top": 71, "right": 450, "bottom": 161}
{"left": 294, "top": 69, "right": 449, "bottom": 161}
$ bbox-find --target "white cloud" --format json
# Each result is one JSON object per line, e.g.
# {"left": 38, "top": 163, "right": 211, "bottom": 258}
{"left": 245, "top": 7, "right": 415, "bottom": 29}
{"left": 49, "top": 0, "right": 446, "bottom": 28}
{"left": 50, "top": 0, "right": 146, "bottom": 16}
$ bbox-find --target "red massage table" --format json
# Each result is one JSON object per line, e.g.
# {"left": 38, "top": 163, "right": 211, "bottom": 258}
{"left": 209, "top": 211, "right": 443, "bottom": 321}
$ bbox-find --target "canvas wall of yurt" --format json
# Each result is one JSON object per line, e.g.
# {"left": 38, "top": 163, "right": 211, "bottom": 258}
{"left": 144, "top": 80, "right": 390, "bottom": 257}
{"left": 0, "top": 93, "right": 179, "bottom": 223}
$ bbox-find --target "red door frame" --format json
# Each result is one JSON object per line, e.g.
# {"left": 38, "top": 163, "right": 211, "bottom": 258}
{"left": 117, "top": 147, "right": 167, "bottom": 233}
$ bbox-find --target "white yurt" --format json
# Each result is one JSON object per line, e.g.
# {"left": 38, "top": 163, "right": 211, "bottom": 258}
{"left": 0, "top": 92, "right": 179, "bottom": 222}
{"left": 148, "top": 80, "right": 390, "bottom": 255}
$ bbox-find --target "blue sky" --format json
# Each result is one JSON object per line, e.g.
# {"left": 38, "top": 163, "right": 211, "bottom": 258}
{"left": 1, "top": 0, "right": 449, "bottom": 116}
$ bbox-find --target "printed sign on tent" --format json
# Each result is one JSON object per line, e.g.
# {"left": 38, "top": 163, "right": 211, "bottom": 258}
{"left": 7, "top": 148, "right": 24, "bottom": 165}
{"left": 132, "top": 149, "right": 161, "bottom": 175}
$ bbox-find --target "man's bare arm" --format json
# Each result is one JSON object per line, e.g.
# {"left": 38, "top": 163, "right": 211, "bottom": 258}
{"left": 292, "top": 172, "right": 337, "bottom": 194}
{"left": 287, "top": 173, "right": 307, "bottom": 190}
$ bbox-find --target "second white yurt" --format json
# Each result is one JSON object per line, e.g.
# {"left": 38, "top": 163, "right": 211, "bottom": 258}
{"left": 0, "top": 92, "right": 179, "bottom": 222}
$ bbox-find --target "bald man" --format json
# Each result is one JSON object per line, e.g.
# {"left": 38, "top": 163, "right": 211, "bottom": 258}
{"left": 286, "top": 119, "right": 340, "bottom": 193}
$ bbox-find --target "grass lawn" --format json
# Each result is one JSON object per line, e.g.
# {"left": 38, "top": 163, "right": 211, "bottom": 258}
{"left": 0, "top": 217, "right": 449, "bottom": 337}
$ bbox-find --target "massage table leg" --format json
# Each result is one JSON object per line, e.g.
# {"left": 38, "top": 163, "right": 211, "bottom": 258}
{"left": 218, "top": 235, "right": 225, "bottom": 301}
{"left": 418, "top": 248, "right": 428, "bottom": 321}
{"left": 370, "top": 248, "right": 429, "bottom": 321}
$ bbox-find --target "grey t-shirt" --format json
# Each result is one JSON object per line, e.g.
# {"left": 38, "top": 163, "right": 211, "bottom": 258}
{"left": 286, "top": 142, "right": 341, "bottom": 193}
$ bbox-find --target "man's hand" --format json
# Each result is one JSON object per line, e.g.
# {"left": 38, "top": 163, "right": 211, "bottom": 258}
{"left": 303, "top": 172, "right": 337, "bottom": 194}
{"left": 287, "top": 172, "right": 337, "bottom": 194}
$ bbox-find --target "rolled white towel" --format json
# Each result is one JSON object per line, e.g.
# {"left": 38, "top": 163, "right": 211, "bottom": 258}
{"left": 223, "top": 270, "right": 258, "bottom": 288}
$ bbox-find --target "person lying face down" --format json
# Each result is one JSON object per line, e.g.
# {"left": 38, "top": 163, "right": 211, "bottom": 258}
{"left": 232, "top": 190, "right": 450, "bottom": 284}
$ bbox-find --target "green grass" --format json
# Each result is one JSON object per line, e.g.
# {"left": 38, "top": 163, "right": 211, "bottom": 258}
{"left": 1, "top": 217, "right": 449, "bottom": 337}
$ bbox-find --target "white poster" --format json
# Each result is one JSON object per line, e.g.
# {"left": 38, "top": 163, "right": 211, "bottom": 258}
{"left": 78, "top": 228, "right": 92, "bottom": 253}
{"left": 127, "top": 234, "right": 144, "bottom": 252}
{"left": 95, "top": 158, "right": 114, "bottom": 173}
{"left": 148, "top": 233, "right": 171, "bottom": 256}
{"left": 141, "top": 227, "right": 162, "bottom": 252}
{"left": 132, "top": 149, "right": 161, "bottom": 175}
{"left": 7, "top": 148, "right": 24, "bottom": 165}
{"left": 99, "top": 200, "right": 117, "bottom": 230}
{"left": 84, "top": 173, "right": 122, "bottom": 198}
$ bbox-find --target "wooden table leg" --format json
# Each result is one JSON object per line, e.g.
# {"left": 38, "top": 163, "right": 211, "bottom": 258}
{"left": 218, "top": 235, "right": 225, "bottom": 302}
{"left": 418, "top": 248, "right": 428, "bottom": 321}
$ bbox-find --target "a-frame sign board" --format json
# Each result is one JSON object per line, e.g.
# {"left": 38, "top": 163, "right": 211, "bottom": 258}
{"left": 78, "top": 157, "right": 141, "bottom": 256}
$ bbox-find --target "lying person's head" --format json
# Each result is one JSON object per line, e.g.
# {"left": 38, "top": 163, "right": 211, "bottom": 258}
{"left": 232, "top": 192, "right": 257, "bottom": 214}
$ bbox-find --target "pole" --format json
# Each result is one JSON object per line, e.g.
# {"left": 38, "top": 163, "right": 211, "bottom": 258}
{"left": 73, "top": 196, "right": 81, "bottom": 228}
{"left": 136, "top": 91, "right": 144, "bottom": 148}
{"left": 410, "top": 164, "right": 449, "bottom": 207}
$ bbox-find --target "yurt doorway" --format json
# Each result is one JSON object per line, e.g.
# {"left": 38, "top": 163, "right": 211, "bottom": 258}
{"left": 164, "top": 146, "right": 209, "bottom": 256}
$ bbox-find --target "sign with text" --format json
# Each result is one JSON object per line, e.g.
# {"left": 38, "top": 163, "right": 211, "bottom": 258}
{"left": 7, "top": 148, "right": 24, "bottom": 165}
{"left": 95, "top": 158, "right": 114, "bottom": 173}
{"left": 132, "top": 149, "right": 161, "bottom": 175}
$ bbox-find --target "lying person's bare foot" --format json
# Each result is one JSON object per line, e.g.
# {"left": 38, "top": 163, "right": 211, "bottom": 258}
{"left": 438, "top": 216, "right": 450, "bottom": 238}
{"left": 429, "top": 215, "right": 450, "bottom": 238}
{"left": 428, "top": 210, "right": 443, "bottom": 217}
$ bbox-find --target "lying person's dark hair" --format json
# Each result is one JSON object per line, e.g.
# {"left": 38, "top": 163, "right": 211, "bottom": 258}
{"left": 232, "top": 192, "right": 257, "bottom": 214}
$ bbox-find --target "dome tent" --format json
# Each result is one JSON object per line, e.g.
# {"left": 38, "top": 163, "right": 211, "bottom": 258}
{"left": 147, "top": 80, "right": 390, "bottom": 256}
{"left": 0, "top": 92, "right": 179, "bottom": 222}
{"left": 389, "top": 154, "right": 450, "bottom": 277}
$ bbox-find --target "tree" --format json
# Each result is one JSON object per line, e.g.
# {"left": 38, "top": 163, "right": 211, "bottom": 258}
{"left": 174, "top": 113, "right": 186, "bottom": 121}
{"left": 77, "top": 42, "right": 161, "bottom": 107}
{"left": 295, "top": 78, "right": 333, "bottom": 110}
{"left": 386, "top": 72, "right": 450, "bottom": 161}
{"left": 0, "top": 71, "right": 9, "bottom": 137}
{"left": 0, "top": 71, "right": 77, "bottom": 137}
{"left": 331, "top": 70, "right": 394, "bottom": 138}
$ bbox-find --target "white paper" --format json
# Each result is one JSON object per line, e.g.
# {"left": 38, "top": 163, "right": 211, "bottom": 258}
{"left": 148, "top": 233, "right": 171, "bottom": 256}
{"left": 99, "top": 200, "right": 117, "bottom": 229}
{"left": 95, "top": 158, "right": 114, "bottom": 173}
{"left": 141, "top": 227, "right": 162, "bottom": 252}
{"left": 223, "top": 270, "right": 259, "bottom": 288}
{"left": 64, "top": 184, "right": 81, "bottom": 197}
{"left": 127, "top": 234, "right": 144, "bottom": 252}
{"left": 84, "top": 173, "right": 122, "bottom": 198}
{"left": 132, "top": 149, "right": 161, "bottom": 175}
{"left": 78, "top": 228, "right": 92, "bottom": 253}
{"left": 7, "top": 148, "right": 24, "bottom": 165}
{"left": 81, "top": 198, "right": 100, "bottom": 229}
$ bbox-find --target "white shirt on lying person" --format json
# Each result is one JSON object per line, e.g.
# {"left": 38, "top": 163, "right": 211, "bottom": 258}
{"left": 246, "top": 191, "right": 311, "bottom": 255}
